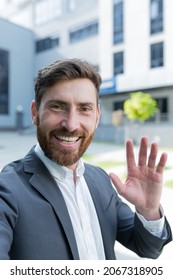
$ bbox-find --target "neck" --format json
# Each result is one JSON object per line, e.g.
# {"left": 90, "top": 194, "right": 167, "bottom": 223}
{"left": 66, "top": 161, "right": 79, "bottom": 171}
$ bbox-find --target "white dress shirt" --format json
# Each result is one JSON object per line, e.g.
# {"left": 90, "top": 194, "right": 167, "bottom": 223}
{"left": 35, "top": 143, "right": 166, "bottom": 259}
{"left": 35, "top": 144, "right": 105, "bottom": 260}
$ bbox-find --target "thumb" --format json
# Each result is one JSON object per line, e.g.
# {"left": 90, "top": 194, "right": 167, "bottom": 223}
{"left": 109, "top": 172, "right": 124, "bottom": 196}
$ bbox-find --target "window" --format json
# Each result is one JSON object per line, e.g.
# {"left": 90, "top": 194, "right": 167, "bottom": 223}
{"left": 148, "top": 97, "right": 168, "bottom": 122}
{"left": 113, "top": 101, "right": 124, "bottom": 111}
{"left": 156, "top": 97, "right": 168, "bottom": 121}
{"left": 69, "top": 21, "right": 98, "bottom": 43}
{"left": 113, "top": 0, "right": 123, "bottom": 44}
{"left": 113, "top": 51, "right": 124, "bottom": 75}
{"left": 67, "top": 0, "right": 76, "bottom": 12}
{"left": 0, "top": 49, "right": 9, "bottom": 114}
{"left": 36, "top": 36, "right": 60, "bottom": 53}
{"left": 35, "top": 0, "right": 62, "bottom": 25}
{"left": 150, "top": 0, "right": 163, "bottom": 34}
{"left": 150, "top": 42, "right": 164, "bottom": 68}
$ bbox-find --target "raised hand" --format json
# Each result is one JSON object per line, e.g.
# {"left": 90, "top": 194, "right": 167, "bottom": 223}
{"left": 109, "top": 137, "right": 167, "bottom": 220}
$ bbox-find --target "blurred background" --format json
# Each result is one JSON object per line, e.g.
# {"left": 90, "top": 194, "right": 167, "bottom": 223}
{"left": 0, "top": 0, "right": 173, "bottom": 147}
{"left": 0, "top": 0, "right": 173, "bottom": 259}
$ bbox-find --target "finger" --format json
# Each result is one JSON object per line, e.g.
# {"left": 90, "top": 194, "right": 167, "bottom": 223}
{"left": 156, "top": 152, "right": 168, "bottom": 174}
{"left": 138, "top": 137, "right": 148, "bottom": 166}
{"left": 126, "top": 139, "right": 136, "bottom": 171}
{"left": 148, "top": 142, "right": 158, "bottom": 169}
{"left": 109, "top": 173, "right": 125, "bottom": 196}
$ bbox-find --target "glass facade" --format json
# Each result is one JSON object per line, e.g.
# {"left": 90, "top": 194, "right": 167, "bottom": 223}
{"left": 35, "top": 0, "right": 62, "bottom": 25}
{"left": 113, "top": 51, "right": 124, "bottom": 75}
{"left": 113, "top": 0, "right": 123, "bottom": 44}
{"left": 69, "top": 21, "right": 98, "bottom": 43}
{"left": 150, "top": 0, "right": 163, "bottom": 34}
{"left": 0, "top": 49, "right": 9, "bottom": 115}
{"left": 36, "top": 35, "right": 60, "bottom": 52}
{"left": 150, "top": 42, "right": 164, "bottom": 68}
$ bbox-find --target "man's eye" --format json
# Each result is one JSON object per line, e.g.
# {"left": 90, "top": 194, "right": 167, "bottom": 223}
{"left": 81, "top": 107, "right": 91, "bottom": 112}
{"left": 50, "top": 104, "right": 63, "bottom": 111}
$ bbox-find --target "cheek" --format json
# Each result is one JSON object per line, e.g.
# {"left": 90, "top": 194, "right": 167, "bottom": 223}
{"left": 39, "top": 112, "right": 62, "bottom": 130}
{"left": 83, "top": 118, "right": 98, "bottom": 133}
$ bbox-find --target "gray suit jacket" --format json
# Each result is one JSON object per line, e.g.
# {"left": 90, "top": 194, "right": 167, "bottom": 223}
{"left": 0, "top": 148, "right": 172, "bottom": 260}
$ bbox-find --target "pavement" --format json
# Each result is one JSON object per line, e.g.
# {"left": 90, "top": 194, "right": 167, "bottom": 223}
{"left": 0, "top": 130, "right": 172, "bottom": 260}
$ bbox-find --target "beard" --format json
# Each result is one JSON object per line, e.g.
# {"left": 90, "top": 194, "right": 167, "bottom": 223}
{"left": 36, "top": 122, "right": 95, "bottom": 167}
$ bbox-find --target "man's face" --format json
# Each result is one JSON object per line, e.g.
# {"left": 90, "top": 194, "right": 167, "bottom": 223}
{"left": 31, "top": 78, "right": 100, "bottom": 170}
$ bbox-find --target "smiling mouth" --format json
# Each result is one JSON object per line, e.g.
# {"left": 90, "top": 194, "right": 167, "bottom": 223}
{"left": 55, "top": 135, "right": 81, "bottom": 144}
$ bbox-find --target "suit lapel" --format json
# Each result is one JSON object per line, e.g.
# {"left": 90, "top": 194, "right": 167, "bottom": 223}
{"left": 84, "top": 167, "right": 115, "bottom": 260}
{"left": 24, "top": 148, "right": 79, "bottom": 260}
{"left": 23, "top": 148, "right": 115, "bottom": 260}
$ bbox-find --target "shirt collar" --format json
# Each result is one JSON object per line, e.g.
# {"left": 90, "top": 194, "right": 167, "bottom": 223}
{"left": 34, "top": 143, "right": 85, "bottom": 181}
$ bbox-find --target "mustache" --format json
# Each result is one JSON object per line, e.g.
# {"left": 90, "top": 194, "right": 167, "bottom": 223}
{"left": 49, "top": 127, "right": 87, "bottom": 138}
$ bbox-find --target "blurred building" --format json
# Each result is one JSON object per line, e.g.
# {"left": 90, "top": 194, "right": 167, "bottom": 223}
{"left": 0, "top": 0, "right": 99, "bottom": 129}
{"left": 0, "top": 17, "right": 34, "bottom": 129}
{"left": 0, "top": 0, "right": 173, "bottom": 146}
{"left": 99, "top": 0, "right": 173, "bottom": 127}
{"left": 0, "top": 0, "right": 99, "bottom": 73}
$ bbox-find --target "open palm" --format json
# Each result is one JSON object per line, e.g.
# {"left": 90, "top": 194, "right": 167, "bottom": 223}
{"left": 109, "top": 137, "right": 167, "bottom": 220}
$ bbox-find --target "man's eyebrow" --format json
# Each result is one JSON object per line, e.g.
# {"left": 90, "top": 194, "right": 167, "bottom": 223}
{"left": 44, "top": 99, "right": 68, "bottom": 107}
{"left": 77, "top": 102, "right": 95, "bottom": 107}
{"left": 45, "top": 99, "right": 95, "bottom": 107}
{"left": 45, "top": 100, "right": 68, "bottom": 106}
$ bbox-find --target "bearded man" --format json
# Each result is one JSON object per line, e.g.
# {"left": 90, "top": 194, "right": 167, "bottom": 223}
{"left": 0, "top": 58, "right": 172, "bottom": 260}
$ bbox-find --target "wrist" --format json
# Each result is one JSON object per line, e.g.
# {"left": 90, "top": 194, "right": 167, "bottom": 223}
{"left": 136, "top": 206, "right": 162, "bottom": 221}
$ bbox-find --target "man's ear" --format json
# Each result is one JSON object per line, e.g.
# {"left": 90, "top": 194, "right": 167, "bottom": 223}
{"left": 96, "top": 104, "right": 101, "bottom": 128}
{"left": 31, "top": 100, "right": 38, "bottom": 126}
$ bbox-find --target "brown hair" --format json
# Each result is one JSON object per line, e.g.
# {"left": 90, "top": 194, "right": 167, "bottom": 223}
{"left": 34, "top": 58, "right": 102, "bottom": 108}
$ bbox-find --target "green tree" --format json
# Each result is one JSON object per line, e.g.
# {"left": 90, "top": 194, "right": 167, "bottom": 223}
{"left": 124, "top": 91, "right": 157, "bottom": 122}
{"left": 123, "top": 92, "right": 158, "bottom": 143}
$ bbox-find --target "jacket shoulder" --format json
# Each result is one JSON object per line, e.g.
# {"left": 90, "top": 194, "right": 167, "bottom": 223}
{"left": 84, "top": 162, "right": 115, "bottom": 194}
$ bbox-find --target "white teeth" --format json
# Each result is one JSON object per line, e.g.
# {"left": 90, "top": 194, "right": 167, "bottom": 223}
{"left": 57, "top": 136, "right": 79, "bottom": 142}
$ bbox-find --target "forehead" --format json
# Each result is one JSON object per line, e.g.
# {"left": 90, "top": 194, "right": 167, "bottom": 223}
{"left": 42, "top": 78, "right": 98, "bottom": 105}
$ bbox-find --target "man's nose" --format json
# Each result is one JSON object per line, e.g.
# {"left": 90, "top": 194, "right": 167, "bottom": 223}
{"left": 61, "top": 109, "right": 80, "bottom": 132}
